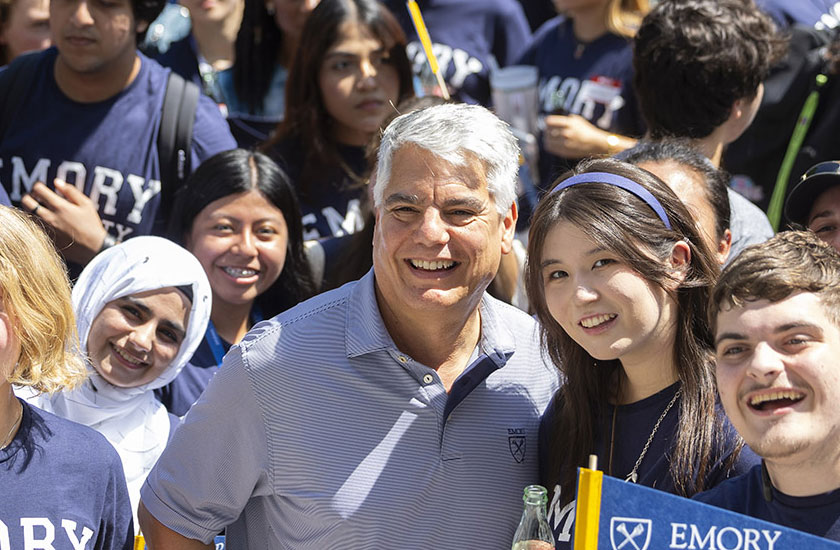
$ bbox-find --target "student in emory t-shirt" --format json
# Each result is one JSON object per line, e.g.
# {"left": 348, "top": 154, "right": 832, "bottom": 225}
{"left": 695, "top": 231, "right": 840, "bottom": 542}
{"left": 0, "top": 0, "right": 234, "bottom": 273}
{"left": 383, "top": 0, "right": 532, "bottom": 106}
{"left": 1, "top": 206, "right": 133, "bottom": 550}
{"left": 516, "top": 1, "right": 647, "bottom": 191}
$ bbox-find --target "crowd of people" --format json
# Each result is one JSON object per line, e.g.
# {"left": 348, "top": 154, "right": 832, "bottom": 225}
{"left": 2, "top": 0, "right": 840, "bottom": 548}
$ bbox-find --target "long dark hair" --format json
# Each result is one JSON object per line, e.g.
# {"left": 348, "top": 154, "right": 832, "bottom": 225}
{"left": 525, "top": 158, "right": 739, "bottom": 505}
{"left": 232, "top": 0, "right": 284, "bottom": 114}
{"left": 169, "top": 149, "right": 317, "bottom": 316}
{"left": 262, "top": 0, "right": 413, "bottom": 190}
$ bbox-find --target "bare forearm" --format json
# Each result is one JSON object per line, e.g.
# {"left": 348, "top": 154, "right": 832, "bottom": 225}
{"left": 138, "top": 501, "right": 213, "bottom": 550}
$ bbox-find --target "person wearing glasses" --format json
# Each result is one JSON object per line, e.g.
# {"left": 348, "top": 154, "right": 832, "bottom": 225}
{"left": 784, "top": 160, "right": 840, "bottom": 252}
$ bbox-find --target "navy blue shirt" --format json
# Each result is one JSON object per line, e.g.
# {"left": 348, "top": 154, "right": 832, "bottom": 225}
{"left": 541, "top": 383, "right": 760, "bottom": 548}
{"left": 1, "top": 400, "right": 134, "bottom": 550}
{"left": 517, "top": 16, "right": 645, "bottom": 190}
{"left": 0, "top": 48, "right": 236, "bottom": 258}
{"left": 156, "top": 326, "right": 230, "bottom": 417}
{"left": 384, "top": 0, "right": 531, "bottom": 106}
{"left": 756, "top": 0, "right": 840, "bottom": 29}
{"left": 269, "top": 139, "right": 368, "bottom": 240}
{"left": 695, "top": 465, "right": 840, "bottom": 541}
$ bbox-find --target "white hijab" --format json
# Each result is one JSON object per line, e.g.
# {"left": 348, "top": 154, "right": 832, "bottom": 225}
{"left": 33, "top": 236, "right": 211, "bottom": 530}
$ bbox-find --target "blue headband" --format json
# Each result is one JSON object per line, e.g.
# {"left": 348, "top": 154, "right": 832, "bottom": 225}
{"left": 551, "top": 172, "right": 672, "bottom": 229}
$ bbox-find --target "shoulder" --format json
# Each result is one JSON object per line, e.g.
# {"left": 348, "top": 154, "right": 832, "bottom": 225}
{"left": 693, "top": 464, "right": 763, "bottom": 510}
{"left": 24, "top": 402, "right": 124, "bottom": 471}
{"left": 239, "top": 281, "right": 355, "bottom": 353}
{"left": 532, "top": 15, "right": 566, "bottom": 44}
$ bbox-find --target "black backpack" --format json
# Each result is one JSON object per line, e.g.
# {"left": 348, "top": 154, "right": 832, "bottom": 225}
{"left": 0, "top": 51, "right": 199, "bottom": 231}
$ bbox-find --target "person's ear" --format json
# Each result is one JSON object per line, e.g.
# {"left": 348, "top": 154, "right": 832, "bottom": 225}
{"left": 668, "top": 240, "right": 691, "bottom": 283}
{"left": 717, "top": 229, "right": 732, "bottom": 265}
{"left": 500, "top": 201, "right": 517, "bottom": 255}
{"left": 136, "top": 20, "right": 149, "bottom": 35}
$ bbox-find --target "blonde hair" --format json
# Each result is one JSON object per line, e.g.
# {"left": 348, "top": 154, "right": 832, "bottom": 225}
{"left": 0, "top": 207, "right": 87, "bottom": 392}
{"left": 606, "top": 0, "right": 649, "bottom": 38}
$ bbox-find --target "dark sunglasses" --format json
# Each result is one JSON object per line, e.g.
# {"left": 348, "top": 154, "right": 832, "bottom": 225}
{"left": 801, "top": 160, "right": 840, "bottom": 181}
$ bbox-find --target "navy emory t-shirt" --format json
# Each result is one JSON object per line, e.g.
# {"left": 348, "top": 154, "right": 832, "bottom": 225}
{"left": 0, "top": 47, "right": 235, "bottom": 247}
{"left": 0, "top": 399, "right": 134, "bottom": 550}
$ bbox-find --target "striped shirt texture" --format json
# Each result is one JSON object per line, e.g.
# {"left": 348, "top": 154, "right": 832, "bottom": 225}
{"left": 141, "top": 270, "right": 562, "bottom": 548}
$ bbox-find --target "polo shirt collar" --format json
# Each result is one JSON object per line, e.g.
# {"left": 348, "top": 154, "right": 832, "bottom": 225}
{"left": 344, "top": 269, "right": 516, "bottom": 366}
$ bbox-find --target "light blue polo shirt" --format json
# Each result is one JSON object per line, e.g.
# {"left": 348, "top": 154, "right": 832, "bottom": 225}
{"left": 141, "top": 270, "right": 561, "bottom": 548}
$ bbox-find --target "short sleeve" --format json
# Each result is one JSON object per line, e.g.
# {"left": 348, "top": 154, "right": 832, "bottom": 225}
{"left": 98, "top": 451, "right": 135, "bottom": 550}
{"left": 189, "top": 93, "right": 236, "bottom": 169}
{"left": 140, "top": 346, "right": 270, "bottom": 543}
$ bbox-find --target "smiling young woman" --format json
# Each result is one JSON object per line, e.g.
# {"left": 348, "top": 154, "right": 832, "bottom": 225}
{"left": 156, "top": 148, "right": 316, "bottom": 417}
{"left": 2, "top": 206, "right": 135, "bottom": 549}
{"left": 27, "top": 235, "right": 212, "bottom": 534}
{"left": 524, "top": 158, "right": 758, "bottom": 548}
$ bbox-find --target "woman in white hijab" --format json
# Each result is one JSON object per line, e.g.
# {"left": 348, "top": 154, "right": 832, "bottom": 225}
{"left": 29, "top": 236, "right": 211, "bottom": 533}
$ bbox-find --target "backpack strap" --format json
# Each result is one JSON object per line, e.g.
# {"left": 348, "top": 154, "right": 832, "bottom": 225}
{"left": 0, "top": 51, "right": 43, "bottom": 145}
{"left": 156, "top": 70, "right": 200, "bottom": 233}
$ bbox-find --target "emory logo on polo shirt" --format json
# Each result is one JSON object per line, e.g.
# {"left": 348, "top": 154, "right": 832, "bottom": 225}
{"left": 508, "top": 427, "right": 525, "bottom": 463}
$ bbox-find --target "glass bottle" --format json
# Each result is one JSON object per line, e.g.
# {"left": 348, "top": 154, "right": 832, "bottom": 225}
{"left": 511, "top": 484, "right": 556, "bottom": 550}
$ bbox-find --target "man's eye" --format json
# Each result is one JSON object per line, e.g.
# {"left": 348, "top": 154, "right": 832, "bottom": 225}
{"left": 719, "top": 344, "right": 745, "bottom": 357}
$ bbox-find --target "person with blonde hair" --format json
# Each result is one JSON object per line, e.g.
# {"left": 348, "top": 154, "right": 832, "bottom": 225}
{"left": 517, "top": 0, "right": 649, "bottom": 190}
{"left": 1, "top": 206, "right": 133, "bottom": 550}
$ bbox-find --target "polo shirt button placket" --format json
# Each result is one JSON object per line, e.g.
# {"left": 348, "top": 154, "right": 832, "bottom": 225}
{"left": 422, "top": 373, "right": 434, "bottom": 385}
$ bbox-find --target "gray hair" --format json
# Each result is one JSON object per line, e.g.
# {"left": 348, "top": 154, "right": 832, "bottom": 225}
{"left": 373, "top": 103, "right": 520, "bottom": 214}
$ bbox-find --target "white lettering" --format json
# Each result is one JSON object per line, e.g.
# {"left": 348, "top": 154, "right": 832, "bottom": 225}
{"left": 89, "top": 167, "right": 123, "bottom": 216}
{"left": 322, "top": 199, "right": 364, "bottom": 237}
{"left": 61, "top": 519, "right": 93, "bottom": 550}
{"left": 20, "top": 518, "right": 55, "bottom": 550}
{"left": 302, "top": 213, "right": 319, "bottom": 240}
{"left": 125, "top": 174, "right": 160, "bottom": 224}
{"left": 11, "top": 157, "right": 50, "bottom": 200}
{"left": 690, "top": 524, "right": 717, "bottom": 549}
{"left": 671, "top": 523, "right": 688, "bottom": 549}
{"left": 0, "top": 519, "right": 9, "bottom": 550}
{"left": 448, "top": 48, "right": 483, "bottom": 88}
{"left": 56, "top": 161, "right": 87, "bottom": 191}
{"left": 763, "top": 530, "right": 781, "bottom": 550}
{"left": 742, "top": 529, "right": 760, "bottom": 550}
{"left": 433, "top": 43, "right": 453, "bottom": 78}
{"left": 546, "top": 485, "right": 574, "bottom": 543}
{"left": 716, "top": 526, "right": 743, "bottom": 550}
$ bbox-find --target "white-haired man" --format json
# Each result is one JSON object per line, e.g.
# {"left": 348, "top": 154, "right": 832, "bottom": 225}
{"left": 138, "top": 103, "right": 561, "bottom": 549}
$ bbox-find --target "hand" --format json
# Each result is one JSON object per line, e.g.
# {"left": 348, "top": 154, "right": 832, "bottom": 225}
{"left": 21, "top": 179, "right": 107, "bottom": 265}
{"left": 543, "top": 114, "right": 615, "bottom": 159}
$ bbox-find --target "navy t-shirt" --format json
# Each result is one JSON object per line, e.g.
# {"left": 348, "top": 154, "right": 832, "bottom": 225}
{"left": 517, "top": 16, "right": 645, "bottom": 190}
{"left": 383, "top": 0, "right": 532, "bottom": 106}
{"left": 268, "top": 139, "right": 368, "bottom": 240}
{"left": 0, "top": 400, "right": 134, "bottom": 550}
{"left": 540, "top": 383, "right": 760, "bottom": 548}
{"left": 0, "top": 48, "right": 236, "bottom": 249}
{"left": 695, "top": 465, "right": 840, "bottom": 541}
{"left": 756, "top": 0, "right": 840, "bottom": 29}
{"left": 155, "top": 326, "right": 231, "bottom": 417}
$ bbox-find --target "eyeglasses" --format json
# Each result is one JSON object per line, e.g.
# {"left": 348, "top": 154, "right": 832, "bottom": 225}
{"left": 801, "top": 160, "right": 840, "bottom": 181}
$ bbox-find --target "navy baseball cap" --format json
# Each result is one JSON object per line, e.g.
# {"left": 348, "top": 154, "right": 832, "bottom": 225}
{"left": 784, "top": 161, "right": 840, "bottom": 226}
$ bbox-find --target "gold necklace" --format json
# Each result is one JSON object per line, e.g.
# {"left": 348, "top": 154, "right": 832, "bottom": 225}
{"left": 1, "top": 400, "right": 22, "bottom": 449}
{"left": 608, "top": 388, "right": 681, "bottom": 483}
